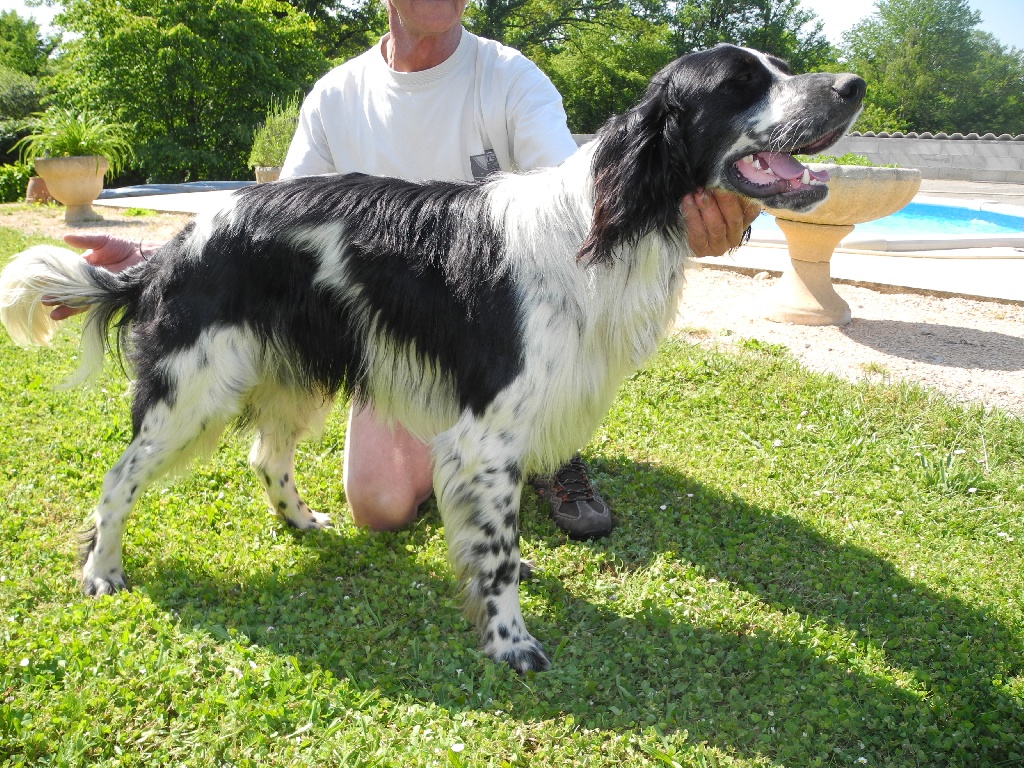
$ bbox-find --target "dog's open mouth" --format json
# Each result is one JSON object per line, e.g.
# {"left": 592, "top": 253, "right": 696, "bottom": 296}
{"left": 726, "top": 127, "right": 845, "bottom": 209}
{"left": 732, "top": 151, "right": 830, "bottom": 192}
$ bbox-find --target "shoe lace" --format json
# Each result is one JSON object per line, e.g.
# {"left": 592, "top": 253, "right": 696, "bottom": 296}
{"left": 551, "top": 455, "right": 596, "bottom": 503}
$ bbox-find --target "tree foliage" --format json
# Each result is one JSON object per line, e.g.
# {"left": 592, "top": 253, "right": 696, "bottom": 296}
{"left": 30, "top": 0, "right": 1021, "bottom": 180}
{"left": 533, "top": 7, "right": 673, "bottom": 132}
{"left": 0, "top": 9, "right": 53, "bottom": 161}
{"left": 0, "top": 65, "right": 42, "bottom": 119}
{"left": 506, "top": 0, "right": 834, "bottom": 133}
{"left": 842, "top": 0, "right": 1024, "bottom": 134}
{"left": 464, "top": 0, "right": 622, "bottom": 51}
{"left": 666, "top": 0, "right": 833, "bottom": 71}
{"left": 283, "top": 0, "right": 387, "bottom": 63}
{"left": 49, "top": 0, "right": 327, "bottom": 181}
{"left": 0, "top": 10, "right": 57, "bottom": 77}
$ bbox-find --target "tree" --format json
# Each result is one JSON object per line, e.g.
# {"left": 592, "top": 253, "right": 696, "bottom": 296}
{"left": 0, "top": 65, "right": 42, "bottom": 119}
{"left": 48, "top": 0, "right": 327, "bottom": 181}
{"left": 962, "top": 34, "right": 1024, "bottom": 135}
{"left": 0, "top": 10, "right": 57, "bottom": 77}
{"left": 534, "top": 7, "right": 673, "bottom": 132}
{"left": 840, "top": 0, "right": 1016, "bottom": 132}
{"left": 283, "top": 0, "right": 387, "bottom": 63}
{"left": 0, "top": 11, "right": 53, "bottom": 163}
{"left": 528, "top": 0, "right": 837, "bottom": 133}
{"left": 667, "top": 0, "right": 834, "bottom": 72}
{"left": 464, "top": 0, "right": 629, "bottom": 51}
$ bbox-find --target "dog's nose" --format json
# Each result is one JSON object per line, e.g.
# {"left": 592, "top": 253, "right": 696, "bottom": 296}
{"left": 833, "top": 74, "right": 867, "bottom": 102}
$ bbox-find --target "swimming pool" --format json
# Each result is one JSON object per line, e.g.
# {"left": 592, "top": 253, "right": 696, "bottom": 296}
{"left": 750, "top": 197, "right": 1024, "bottom": 252}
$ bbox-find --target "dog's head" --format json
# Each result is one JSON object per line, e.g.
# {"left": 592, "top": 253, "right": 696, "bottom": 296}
{"left": 581, "top": 44, "right": 865, "bottom": 263}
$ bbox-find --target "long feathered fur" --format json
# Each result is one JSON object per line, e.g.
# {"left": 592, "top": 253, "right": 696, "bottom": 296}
{"left": 0, "top": 44, "right": 865, "bottom": 673}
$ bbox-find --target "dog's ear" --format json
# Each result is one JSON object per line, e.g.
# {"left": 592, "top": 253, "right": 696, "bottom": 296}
{"left": 578, "top": 74, "right": 697, "bottom": 266}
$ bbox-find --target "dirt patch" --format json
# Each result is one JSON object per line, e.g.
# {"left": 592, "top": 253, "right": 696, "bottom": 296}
{"left": 675, "top": 264, "right": 1024, "bottom": 418}
{"left": 0, "top": 202, "right": 194, "bottom": 244}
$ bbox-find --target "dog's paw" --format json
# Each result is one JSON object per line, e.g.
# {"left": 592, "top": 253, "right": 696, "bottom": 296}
{"left": 486, "top": 633, "right": 550, "bottom": 674}
{"left": 81, "top": 568, "right": 128, "bottom": 597}
{"left": 298, "top": 510, "right": 331, "bottom": 530}
{"left": 277, "top": 503, "right": 331, "bottom": 531}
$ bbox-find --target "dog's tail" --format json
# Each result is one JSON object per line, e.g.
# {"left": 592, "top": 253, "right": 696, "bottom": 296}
{"left": 0, "top": 245, "right": 138, "bottom": 385}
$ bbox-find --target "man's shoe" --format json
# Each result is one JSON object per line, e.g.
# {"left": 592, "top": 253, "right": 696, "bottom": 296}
{"left": 533, "top": 455, "right": 612, "bottom": 540}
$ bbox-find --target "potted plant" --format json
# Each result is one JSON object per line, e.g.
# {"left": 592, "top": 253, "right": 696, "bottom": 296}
{"left": 14, "top": 107, "right": 133, "bottom": 223}
{"left": 248, "top": 95, "right": 300, "bottom": 183}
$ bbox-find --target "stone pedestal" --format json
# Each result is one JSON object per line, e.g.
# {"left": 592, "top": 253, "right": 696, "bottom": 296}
{"left": 33, "top": 155, "right": 109, "bottom": 223}
{"left": 764, "top": 164, "right": 922, "bottom": 326}
{"left": 763, "top": 220, "right": 854, "bottom": 325}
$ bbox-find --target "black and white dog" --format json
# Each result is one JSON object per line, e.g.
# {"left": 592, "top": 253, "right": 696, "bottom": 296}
{"left": 0, "top": 45, "right": 864, "bottom": 672}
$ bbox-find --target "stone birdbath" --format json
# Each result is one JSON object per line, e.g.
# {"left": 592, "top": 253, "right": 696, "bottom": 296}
{"left": 762, "top": 164, "right": 922, "bottom": 325}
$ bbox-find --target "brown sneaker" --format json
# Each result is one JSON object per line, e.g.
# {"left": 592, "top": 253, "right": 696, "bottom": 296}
{"left": 533, "top": 455, "right": 612, "bottom": 540}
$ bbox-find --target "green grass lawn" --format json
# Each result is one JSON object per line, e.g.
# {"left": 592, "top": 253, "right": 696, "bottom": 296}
{"left": 1, "top": 226, "right": 1022, "bottom": 767}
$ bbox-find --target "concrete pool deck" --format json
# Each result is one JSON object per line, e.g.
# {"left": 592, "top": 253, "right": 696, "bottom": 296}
{"left": 93, "top": 178, "right": 1024, "bottom": 305}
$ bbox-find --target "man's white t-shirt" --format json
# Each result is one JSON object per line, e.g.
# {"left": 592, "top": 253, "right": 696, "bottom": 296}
{"left": 281, "top": 27, "right": 579, "bottom": 183}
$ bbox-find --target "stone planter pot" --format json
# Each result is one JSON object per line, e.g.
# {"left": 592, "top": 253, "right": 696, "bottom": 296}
{"left": 24, "top": 176, "right": 54, "bottom": 204}
{"left": 32, "top": 155, "right": 109, "bottom": 223}
{"left": 762, "top": 164, "right": 922, "bottom": 325}
{"left": 254, "top": 166, "right": 281, "bottom": 183}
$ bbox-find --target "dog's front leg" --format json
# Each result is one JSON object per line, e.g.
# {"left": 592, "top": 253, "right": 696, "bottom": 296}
{"left": 432, "top": 423, "right": 548, "bottom": 673}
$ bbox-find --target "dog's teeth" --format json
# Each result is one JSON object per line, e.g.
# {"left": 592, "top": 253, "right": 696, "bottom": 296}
{"left": 742, "top": 155, "right": 754, "bottom": 164}
{"left": 801, "top": 169, "right": 811, "bottom": 185}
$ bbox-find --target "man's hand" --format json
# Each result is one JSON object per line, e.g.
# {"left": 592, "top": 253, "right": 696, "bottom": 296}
{"left": 46, "top": 234, "right": 146, "bottom": 320}
{"left": 682, "top": 188, "right": 761, "bottom": 257}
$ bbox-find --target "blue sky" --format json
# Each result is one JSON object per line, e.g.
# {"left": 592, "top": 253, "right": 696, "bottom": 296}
{"left": 7, "top": 0, "right": 1024, "bottom": 51}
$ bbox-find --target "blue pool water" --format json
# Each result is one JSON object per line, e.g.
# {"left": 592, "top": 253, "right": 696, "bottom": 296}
{"left": 753, "top": 202, "right": 1024, "bottom": 238}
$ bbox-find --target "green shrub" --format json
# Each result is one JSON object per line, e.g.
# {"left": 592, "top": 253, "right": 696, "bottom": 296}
{"left": 13, "top": 106, "right": 134, "bottom": 178}
{"left": 0, "top": 65, "right": 41, "bottom": 119}
{"left": 0, "top": 116, "right": 34, "bottom": 164}
{"left": 796, "top": 152, "right": 901, "bottom": 168}
{"left": 796, "top": 152, "right": 873, "bottom": 166}
{"left": 0, "top": 161, "right": 31, "bottom": 202}
{"left": 247, "top": 95, "right": 300, "bottom": 169}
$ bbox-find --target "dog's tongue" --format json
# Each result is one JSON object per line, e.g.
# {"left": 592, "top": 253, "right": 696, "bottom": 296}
{"left": 758, "top": 152, "right": 830, "bottom": 182}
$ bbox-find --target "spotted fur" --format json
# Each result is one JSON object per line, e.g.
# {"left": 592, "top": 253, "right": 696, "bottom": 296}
{"left": 0, "top": 45, "right": 863, "bottom": 672}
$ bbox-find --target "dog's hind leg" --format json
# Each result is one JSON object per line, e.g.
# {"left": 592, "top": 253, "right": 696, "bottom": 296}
{"left": 247, "top": 383, "right": 333, "bottom": 530}
{"left": 80, "top": 400, "right": 235, "bottom": 595}
{"left": 432, "top": 418, "right": 548, "bottom": 673}
{"left": 80, "top": 327, "right": 259, "bottom": 595}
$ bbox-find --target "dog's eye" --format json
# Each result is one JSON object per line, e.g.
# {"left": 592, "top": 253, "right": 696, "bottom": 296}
{"left": 733, "top": 73, "right": 753, "bottom": 82}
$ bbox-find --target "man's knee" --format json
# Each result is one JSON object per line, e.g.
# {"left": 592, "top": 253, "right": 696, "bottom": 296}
{"left": 343, "top": 403, "right": 433, "bottom": 531}
{"left": 346, "top": 481, "right": 427, "bottom": 531}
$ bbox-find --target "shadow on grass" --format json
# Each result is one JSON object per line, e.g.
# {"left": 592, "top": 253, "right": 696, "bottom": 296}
{"left": 843, "top": 318, "right": 1024, "bottom": 371}
{"left": 141, "top": 457, "right": 1023, "bottom": 765}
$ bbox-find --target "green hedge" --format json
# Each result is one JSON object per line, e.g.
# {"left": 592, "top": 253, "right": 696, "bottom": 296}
{"left": 0, "top": 161, "right": 32, "bottom": 203}
{"left": 0, "top": 66, "right": 42, "bottom": 119}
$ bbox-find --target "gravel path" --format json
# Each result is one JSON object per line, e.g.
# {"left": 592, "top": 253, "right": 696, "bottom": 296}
{"left": 4, "top": 203, "right": 1022, "bottom": 418}
{"left": 676, "top": 264, "right": 1024, "bottom": 418}
{"left": 0, "top": 203, "right": 193, "bottom": 244}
